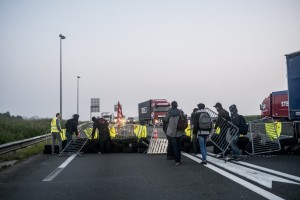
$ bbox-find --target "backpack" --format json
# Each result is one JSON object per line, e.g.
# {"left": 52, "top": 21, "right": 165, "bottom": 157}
{"left": 199, "top": 111, "right": 212, "bottom": 131}
{"left": 238, "top": 115, "right": 249, "bottom": 135}
{"left": 177, "top": 114, "right": 188, "bottom": 131}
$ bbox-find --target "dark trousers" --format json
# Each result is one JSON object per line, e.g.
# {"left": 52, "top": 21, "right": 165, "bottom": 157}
{"left": 166, "top": 135, "right": 174, "bottom": 158}
{"left": 171, "top": 136, "right": 182, "bottom": 163}
{"left": 99, "top": 138, "right": 111, "bottom": 153}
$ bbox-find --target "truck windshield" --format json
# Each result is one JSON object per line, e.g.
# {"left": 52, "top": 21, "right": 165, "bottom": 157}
{"left": 155, "top": 107, "right": 169, "bottom": 112}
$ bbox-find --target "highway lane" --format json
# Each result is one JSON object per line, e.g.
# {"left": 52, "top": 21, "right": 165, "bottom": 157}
{"left": 0, "top": 152, "right": 300, "bottom": 200}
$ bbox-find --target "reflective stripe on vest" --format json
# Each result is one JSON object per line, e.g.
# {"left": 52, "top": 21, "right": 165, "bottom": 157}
{"left": 51, "top": 117, "right": 60, "bottom": 132}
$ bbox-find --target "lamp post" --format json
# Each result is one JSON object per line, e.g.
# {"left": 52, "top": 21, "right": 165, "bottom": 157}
{"left": 59, "top": 34, "right": 66, "bottom": 118}
{"left": 77, "top": 76, "right": 81, "bottom": 115}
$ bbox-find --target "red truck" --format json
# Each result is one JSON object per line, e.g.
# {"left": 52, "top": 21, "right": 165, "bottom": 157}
{"left": 260, "top": 90, "right": 289, "bottom": 120}
{"left": 138, "top": 99, "right": 170, "bottom": 125}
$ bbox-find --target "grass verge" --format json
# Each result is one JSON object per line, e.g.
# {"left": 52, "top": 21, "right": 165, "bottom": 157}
{"left": 0, "top": 141, "right": 46, "bottom": 171}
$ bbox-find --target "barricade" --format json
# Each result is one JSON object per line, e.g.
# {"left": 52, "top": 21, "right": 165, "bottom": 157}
{"left": 205, "top": 108, "right": 240, "bottom": 159}
{"left": 248, "top": 117, "right": 281, "bottom": 155}
{"left": 147, "top": 126, "right": 168, "bottom": 154}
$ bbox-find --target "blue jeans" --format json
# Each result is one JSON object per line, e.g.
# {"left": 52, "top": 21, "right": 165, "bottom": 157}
{"left": 66, "top": 132, "right": 72, "bottom": 145}
{"left": 199, "top": 135, "right": 208, "bottom": 161}
{"left": 171, "top": 137, "right": 182, "bottom": 163}
{"left": 230, "top": 134, "right": 241, "bottom": 157}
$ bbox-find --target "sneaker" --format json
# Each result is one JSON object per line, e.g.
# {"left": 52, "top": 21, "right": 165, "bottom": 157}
{"left": 234, "top": 156, "right": 244, "bottom": 161}
{"left": 52, "top": 152, "right": 56, "bottom": 155}
{"left": 175, "top": 162, "right": 181, "bottom": 166}
{"left": 98, "top": 152, "right": 102, "bottom": 155}
{"left": 200, "top": 161, "right": 207, "bottom": 165}
{"left": 216, "top": 154, "right": 224, "bottom": 158}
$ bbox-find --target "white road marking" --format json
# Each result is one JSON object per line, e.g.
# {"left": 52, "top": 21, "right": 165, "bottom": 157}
{"left": 196, "top": 154, "right": 299, "bottom": 188}
{"left": 183, "top": 153, "right": 288, "bottom": 200}
{"left": 43, "top": 154, "right": 77, "bottom": 182}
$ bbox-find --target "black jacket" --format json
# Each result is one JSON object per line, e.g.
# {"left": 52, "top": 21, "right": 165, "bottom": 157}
{"left": 65, "top": 118, "right": 79, "bottom": 135}
{"left": 215, "top": 108, "right": 231, "bottom": 129}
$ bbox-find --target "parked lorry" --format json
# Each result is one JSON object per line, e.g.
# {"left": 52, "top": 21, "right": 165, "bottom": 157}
{"left": 260, "top": 90, "right": 289, "bottom": 120}
{"left": 138, "top": 99, "right": 170, "bottom": 125}
{"left": 260, "top": 51, "right": 300, "bottom": 150}
{"left": 260, "top": 51, "right": 300, "bottom": 121}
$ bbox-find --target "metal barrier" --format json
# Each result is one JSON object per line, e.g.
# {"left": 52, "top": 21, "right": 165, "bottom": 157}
{"left": 248, "top": 117, "right": 281, "bottom": 155}
{"left": 147, "top": 126, "right": 168, "bottom": 154}
{"left": 205, "top": 108, "right": 240, "bottom": 159}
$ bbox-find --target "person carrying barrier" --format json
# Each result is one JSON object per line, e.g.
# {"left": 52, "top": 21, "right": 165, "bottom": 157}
{"left": 228, "top": 104, "right": 243, "bottom": 161}
{"left": 93, "top": 117, "right": 111, "bottom": 154}
{"left": 165, "top": 101, "right": 185, "bottom": 166}
{"left": 51, "top": 113, "right": 63, "bottom": 154}
{"left": 65, "top": 114, "right": 80, "bottom": 145}
{"left": 212, "top": 102, "right": 231, "bottom": 157}
{"left": 193, "top": 103, "right": 212, "bottom": 165}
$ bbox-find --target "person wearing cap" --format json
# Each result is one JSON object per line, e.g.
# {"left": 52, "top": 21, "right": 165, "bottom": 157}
{"left": 213, "top": 102, "right": 231, "bottom": 157}
{"left": 65, "top": 114, "right": 80, "bottom": 146}
{"left": 229, "top": 104, "right": 243, "bottom": 160}
{"left": 165, "top": 101, "right": 185, "bottom": 166}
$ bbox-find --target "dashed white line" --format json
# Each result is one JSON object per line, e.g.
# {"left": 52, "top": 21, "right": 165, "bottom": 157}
{"left": 43, "top": 154, "right": 77, "bottom": 182}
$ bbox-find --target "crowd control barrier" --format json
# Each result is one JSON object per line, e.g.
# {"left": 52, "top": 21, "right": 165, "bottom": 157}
{"left": 205, "top": 108, "right": 240, "bottom": 160}
{"left": 248, "top": 117, "right": 281, "bottom": 155}
{"left": 147, "top": 126, "right": 168, "bottom": 154}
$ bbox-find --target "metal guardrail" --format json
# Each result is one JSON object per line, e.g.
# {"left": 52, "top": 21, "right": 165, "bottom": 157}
{"left": 0, "top": 132, "right": 51, "bottom": 155}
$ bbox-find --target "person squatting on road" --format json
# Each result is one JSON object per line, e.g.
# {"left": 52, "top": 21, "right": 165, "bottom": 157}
{"left": 65, "top": 114, "right": 80, "bottom": 145}
{"left": 165, "top": 101, "right": 185, "bottom": 166}
{"left": 193, "top": 103, "right": 213, "bottom": 165}
{"left": 91, "top": 117, "right": 111, "bottom": 154}
{"left": 51, "top": 113, "right": 63, "bottom": 154}
{"left": 229, "top": 104, "right": 243, "bottom": 160}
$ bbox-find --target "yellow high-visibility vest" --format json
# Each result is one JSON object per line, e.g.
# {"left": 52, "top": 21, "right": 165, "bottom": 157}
{"left": 51, "top": 117, "right": 60, "bottom": 133}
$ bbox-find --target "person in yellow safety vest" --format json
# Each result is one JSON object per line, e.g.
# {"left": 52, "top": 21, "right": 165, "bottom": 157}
{"left": 51, "top": 113, "right": 63, "bottom": 154}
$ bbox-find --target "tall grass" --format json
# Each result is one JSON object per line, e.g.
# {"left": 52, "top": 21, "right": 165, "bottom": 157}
{"left": 0, "top": 112, "right": 51, "bottom": 145}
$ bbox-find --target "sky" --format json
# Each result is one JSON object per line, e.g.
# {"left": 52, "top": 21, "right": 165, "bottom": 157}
{"left": 0, "top": 0, "right": 299, "bottom": 121}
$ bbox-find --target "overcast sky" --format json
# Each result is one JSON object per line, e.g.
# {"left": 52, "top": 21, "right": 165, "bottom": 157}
{"left": 0, "top": 0, "right": 299, "bottom": 121}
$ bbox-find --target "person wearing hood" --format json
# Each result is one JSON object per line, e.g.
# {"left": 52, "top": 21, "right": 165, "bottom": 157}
{"left": 229, "top": 104, "right": 243, "bottom": 160}
{"left": 65, "top": 114, "right": 80, "bottom": 145}
{"left": 165, "top": 101, "right": 185, "bottom": 166}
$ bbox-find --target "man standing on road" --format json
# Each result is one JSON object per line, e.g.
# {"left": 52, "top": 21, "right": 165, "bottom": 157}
{"left": 51, "top": 113, "right": 63, "bottom": 154}
{"left": 165, "top": 101, "right": 185, "bottom": 166}
{"left": 229, "top": 104, "right": 243, "bottom": 160}
{"left": 193, "top": 103, "right": 212, "bottom": 165}
{"left": 212, "top": 102, "right": 231, "bottom": 157}
{"left": 65, "top": 114, "right": 80, "bottom": 145}
{"left": 191, "top": 108, "right": 199, "bottom": 155}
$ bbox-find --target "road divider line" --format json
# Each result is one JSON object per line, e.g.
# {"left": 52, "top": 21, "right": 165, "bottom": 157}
{"left": 182, "top": 153, "right": 285, "bottom": 200}
{"left": 43, "top": 154, "right": 77, "bottom": 182}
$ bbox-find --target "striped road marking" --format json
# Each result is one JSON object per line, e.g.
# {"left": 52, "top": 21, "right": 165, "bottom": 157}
{"left": 43, "top": 154, "right": 77, "bottom": 182}
{"left": 182, "top": 152, "right": 300, "bottom": 200}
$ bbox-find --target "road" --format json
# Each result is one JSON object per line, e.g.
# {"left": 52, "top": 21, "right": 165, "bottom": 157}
{"left": 0, "top": 150, "right": 300, "bottom": 200}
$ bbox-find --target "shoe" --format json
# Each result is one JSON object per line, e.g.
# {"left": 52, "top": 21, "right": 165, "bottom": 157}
{"left": 200, "top": 161, "right": 207, "bottom": 165}
{"left": 52, "top": 152, "right": 56, "bottom": 155}
{"left": 234, "top": 156, "right": 244, "bottom": 161}
{"left": 175, "top": 162, "right": 181, "bottom": 166}
{"left": 98, "top": 152, "right": 102, "bottom": 155}
{"left": 216, "top": 154, "right": 224, "bottom": 158}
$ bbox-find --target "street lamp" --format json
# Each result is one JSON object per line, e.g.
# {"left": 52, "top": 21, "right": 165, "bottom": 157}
{"left": 77, "top": 76, "right": 81, "bottom": 115}
{"left": 59, "top": 34, "right": 66, "bottom": 118}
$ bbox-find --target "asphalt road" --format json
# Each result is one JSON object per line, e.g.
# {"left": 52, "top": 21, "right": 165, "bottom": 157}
{"left": 0, "top": 151, "right": 300, "bottom": 200}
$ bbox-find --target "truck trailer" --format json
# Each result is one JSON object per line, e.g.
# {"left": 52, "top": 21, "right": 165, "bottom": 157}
{"left": 138, "top": 99, "right": 170, "bottom": 125}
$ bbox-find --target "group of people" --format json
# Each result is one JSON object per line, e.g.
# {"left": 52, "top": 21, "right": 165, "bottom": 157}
{"left": 164, "top": 101, "right": 244, "bottom": 166}
{"left": 50, "top": 113, "right": 80, "bottom": 155}
{"left": 50, "top": 113, "right": 111, "bottom": 155}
